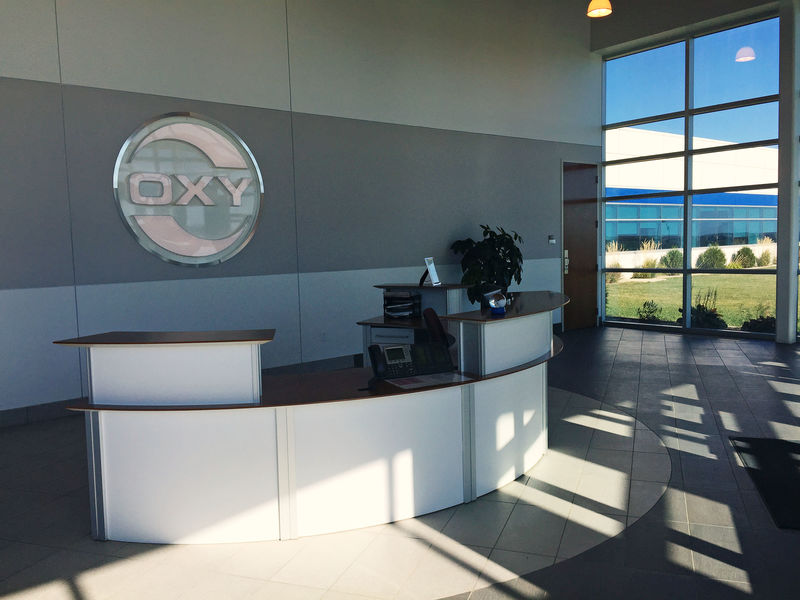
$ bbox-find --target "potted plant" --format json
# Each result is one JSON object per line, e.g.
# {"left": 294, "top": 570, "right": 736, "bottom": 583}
{"left": 451, "top": 225, "right": 524, "bottom": 304}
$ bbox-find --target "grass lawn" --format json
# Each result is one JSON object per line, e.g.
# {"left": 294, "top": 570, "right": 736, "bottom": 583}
{"left": 606, "top": 272, "right": 777, "bottom": 329}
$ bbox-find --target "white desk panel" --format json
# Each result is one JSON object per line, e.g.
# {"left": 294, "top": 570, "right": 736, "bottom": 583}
{"left": 100, "top": 408, "right": 280, "bottom": 544}
{"left": 89, "top": 344, "right": 260, "bottom": 405}
{"left": 472, "top": 365, "right": 547, "bottom": 497}
{"left": 292, "top": 387, "right": 464, "bottom": 537}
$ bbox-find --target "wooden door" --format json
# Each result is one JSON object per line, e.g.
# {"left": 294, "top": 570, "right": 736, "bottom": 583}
{"left": 563, "top": 162, "right": 598, "bottom": 330}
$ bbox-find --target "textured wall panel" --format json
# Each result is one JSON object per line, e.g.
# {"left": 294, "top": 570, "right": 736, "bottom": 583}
{"left": 0, "top": 1, "right": 60, "bottom": 82}
{"left": 74, "top": 274, "right": 301, "bottom": 369}
{"left": 61, "top": 85, "right": 297, "bottom": 285}
{"left": 288, "top": 0, "right": 601, "bottom": 145}
{"left": 57, "top": 0, "right": 290, "bottom": 110}
{"left": 0, "top": 78, "right": 75, "bottom": 290}
{"left": 0, "top": 286, "right": 82, "bottom": 409}
{"left": 293, "top": 112, "right": 600, "bottom": 273}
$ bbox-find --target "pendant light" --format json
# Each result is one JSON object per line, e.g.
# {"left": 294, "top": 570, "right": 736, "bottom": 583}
{"left": 735, "top": 46, "right": 756, "bottom": 62}
{"left": 587, "top": 0, "right": 612, "bottom": 18}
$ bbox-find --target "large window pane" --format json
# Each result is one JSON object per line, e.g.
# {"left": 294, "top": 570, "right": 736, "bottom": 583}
{"left": 691, "top": 190, "right": 777, "bottom": 263}
{"left": 605, "top": 42, "right": 685, "bottom": 124}
{"left": 693, "top": 103, "right": 778, "bottom": 149}
{"left": 694, "top": 19, "right": 779, "bottom": 108}
{"left": 689, "top": 274, "right": 775, "bottom": 331}
{"left": 606, "top": 119, "right": 684, "bottom": 160}
{"left": 605, "top": 275, "right": 682, "bottom": 325}
{"left": 606, "top": 158, "right": 684, "bottom": 196}
{"left": 605, "top": 199, "right": 684, "bottom": 267}
{"left": 692, "top": 145, "right": 778, "bottom": 190}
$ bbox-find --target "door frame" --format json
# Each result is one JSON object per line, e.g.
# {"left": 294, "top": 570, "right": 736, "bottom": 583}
{"left": 560, "top": 160, "right": 601, "bottom": 330}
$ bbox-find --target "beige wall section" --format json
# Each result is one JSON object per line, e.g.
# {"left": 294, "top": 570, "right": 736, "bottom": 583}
{"left": 55, "top": 0, "right": 291, "bottom": 110}
{"left": 0, "top": 0, "right": 60, "bottom": 82}
{"left": 287, "top": 0, "right": 601, "bottom": 146}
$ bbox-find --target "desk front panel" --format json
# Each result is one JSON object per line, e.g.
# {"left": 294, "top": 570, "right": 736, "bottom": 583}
{"left": 99, "top": 408, "right": 280, "bottom": 544}
{"left": 292, "top": 387, "right": 464, "bottom": 537}
{"left": 89, "top": 343, "right": 261, "bottom": 405}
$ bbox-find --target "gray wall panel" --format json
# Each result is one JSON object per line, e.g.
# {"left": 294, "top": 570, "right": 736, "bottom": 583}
{"left": 0, "top": 78, "right": 75, "bottom": 290}
{"left": 293, "top": 113, "right": 600, "bottom": 273}
{"left": 0, "top": 286, "right": 82, "bottom": 409}
{"left": 75, "top": 274, "right": 301, "bottom": 371}
{"left": 61, "top": 85, "right": 298, "bottom": 285}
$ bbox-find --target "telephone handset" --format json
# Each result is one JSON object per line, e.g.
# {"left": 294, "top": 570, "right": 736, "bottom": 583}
{"left": 368, "top": 342, "right": 455, "bottom": 383}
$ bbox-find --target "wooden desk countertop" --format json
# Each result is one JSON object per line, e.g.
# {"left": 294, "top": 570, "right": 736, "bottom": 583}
{"left": 54, "top": 329, "right": 276, "bottom": 347}
{"left": 375, "top": 283, "right": 470, "bottom": 290}
{"left": 440, "top": 291, "right": 569, "bottom": 323}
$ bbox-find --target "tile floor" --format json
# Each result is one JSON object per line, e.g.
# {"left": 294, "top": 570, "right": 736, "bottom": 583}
{"left": 1, "top": 327, "right": 799, "bottom": 599}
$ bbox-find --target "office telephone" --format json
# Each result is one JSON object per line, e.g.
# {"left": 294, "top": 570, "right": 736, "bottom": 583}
{"left": 368, "top": 342, "right": 455, "bottom": 381}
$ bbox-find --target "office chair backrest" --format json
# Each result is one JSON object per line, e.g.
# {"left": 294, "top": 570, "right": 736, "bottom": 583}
{"left": 423, "top": 307, "right": 455, "bottom": 347}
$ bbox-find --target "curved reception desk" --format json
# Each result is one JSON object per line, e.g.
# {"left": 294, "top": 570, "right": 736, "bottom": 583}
{"left": 57, "top": 292, "right": 568, "bottom": 545}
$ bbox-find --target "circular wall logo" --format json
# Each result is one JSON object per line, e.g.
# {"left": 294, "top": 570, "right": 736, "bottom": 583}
{"left": 113, "top": 113, "right": 264, "bottom": 266}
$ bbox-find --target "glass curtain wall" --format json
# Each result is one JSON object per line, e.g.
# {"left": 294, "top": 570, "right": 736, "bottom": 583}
{"left": 602, "top": 18, "right": 780, "bottom": 333}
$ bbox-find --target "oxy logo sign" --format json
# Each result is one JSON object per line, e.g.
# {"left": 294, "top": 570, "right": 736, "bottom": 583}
{"left": 114, "top": 113, "right": 263, "bottom": 266}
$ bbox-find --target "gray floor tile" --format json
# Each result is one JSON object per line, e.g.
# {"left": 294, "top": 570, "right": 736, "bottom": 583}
{"left": 631, "top": 450, "right": 672, "bottom": 482}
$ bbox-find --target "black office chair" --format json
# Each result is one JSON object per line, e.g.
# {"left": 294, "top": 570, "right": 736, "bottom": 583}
{"left": 423, "top": 308, "right": 456, "bottom": 348}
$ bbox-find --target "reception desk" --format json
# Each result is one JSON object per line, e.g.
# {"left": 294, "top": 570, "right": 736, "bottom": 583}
{"left": 59, "top": 293, "right": 567, "bottom": 544}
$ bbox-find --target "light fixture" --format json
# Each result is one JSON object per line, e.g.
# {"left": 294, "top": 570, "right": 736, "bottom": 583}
{"left": 587, "top": 0, "right": 612, "bottom": 18}
{"left": 735, "top": 46, "right": 756, "bottom": 62}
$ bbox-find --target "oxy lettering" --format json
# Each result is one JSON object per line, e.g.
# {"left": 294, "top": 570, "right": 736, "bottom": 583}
{"left": 129, "top": 174, "right": 251, "bottom": 206}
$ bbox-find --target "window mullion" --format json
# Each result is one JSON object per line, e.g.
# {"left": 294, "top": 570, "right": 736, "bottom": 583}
{"left": 683, "top": 37, "right": 694, "bottom": 329}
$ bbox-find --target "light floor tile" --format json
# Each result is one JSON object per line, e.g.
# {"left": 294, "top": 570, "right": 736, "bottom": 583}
{"left": 396, "top": 544, "right": 489, "bottom": 600}
{"left": 494, "top": 504, "right": 566, "bottom": 556}
{"left": 573, "top": 472, "right": 629, "bottom": 516}
{"left": 215, "top": 538, "right": 308, "bottom": 581}
{"left": 475, "top": 548, "right": 554, "bottom": 589}
{"left": 329, "top": 535, "right": 429, "bottom": 599}
{"left": 174, "top": 570, "right": 263, "bottom": 600}
{"left": 557, "top": 508, "right": 625, "bottom": 560}
{"left": 440, "top": 500, "right": 513, "bottom": 548}
{"left": 589, "top": 429, "right": 634, "bottom": 452}
{"left": 583, "top": 448, "right": 632, "bottom": 475}
{"left": 271, "top": 530, "right": 375, "bottom": 589}
{"left": 246, "top": 581, "right": 324, "bottom": 600}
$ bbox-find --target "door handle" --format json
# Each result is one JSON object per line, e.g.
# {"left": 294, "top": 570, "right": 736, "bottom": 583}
{"left": 564, "top": 249, "right": 569, "bottom": 275}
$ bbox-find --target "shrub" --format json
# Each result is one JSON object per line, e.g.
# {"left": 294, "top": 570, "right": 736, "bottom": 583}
{"left": 658, "top": 248, "right": 683, "bottom": 269}
{"left": 639, "top": 239, "right": 661, "bottom": 252}
{"left": 726, "top": 259, "right": 742, "bottom": 269}
{"left": 741, "top": 316, "right": 776, "bottom": 332}
{"left": 677, "top": 289, "right": 727, "bottom": 329}
{"left": 757, "top": 250, "right": 772, "bottom": 267}
{"left": 606, "top": 240, "right": 621, "bottom": 254}
{"left": 695, "top": 244, "right": 726, "bottom": 269}
{"left": 731, "top": 246, "right": 756, "bottom": 268}
{"left": 637, "top": 300, "right": 663, "bottom": 322}
{"left": 632, "top": 258, "right": 658, "bottom": 279}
